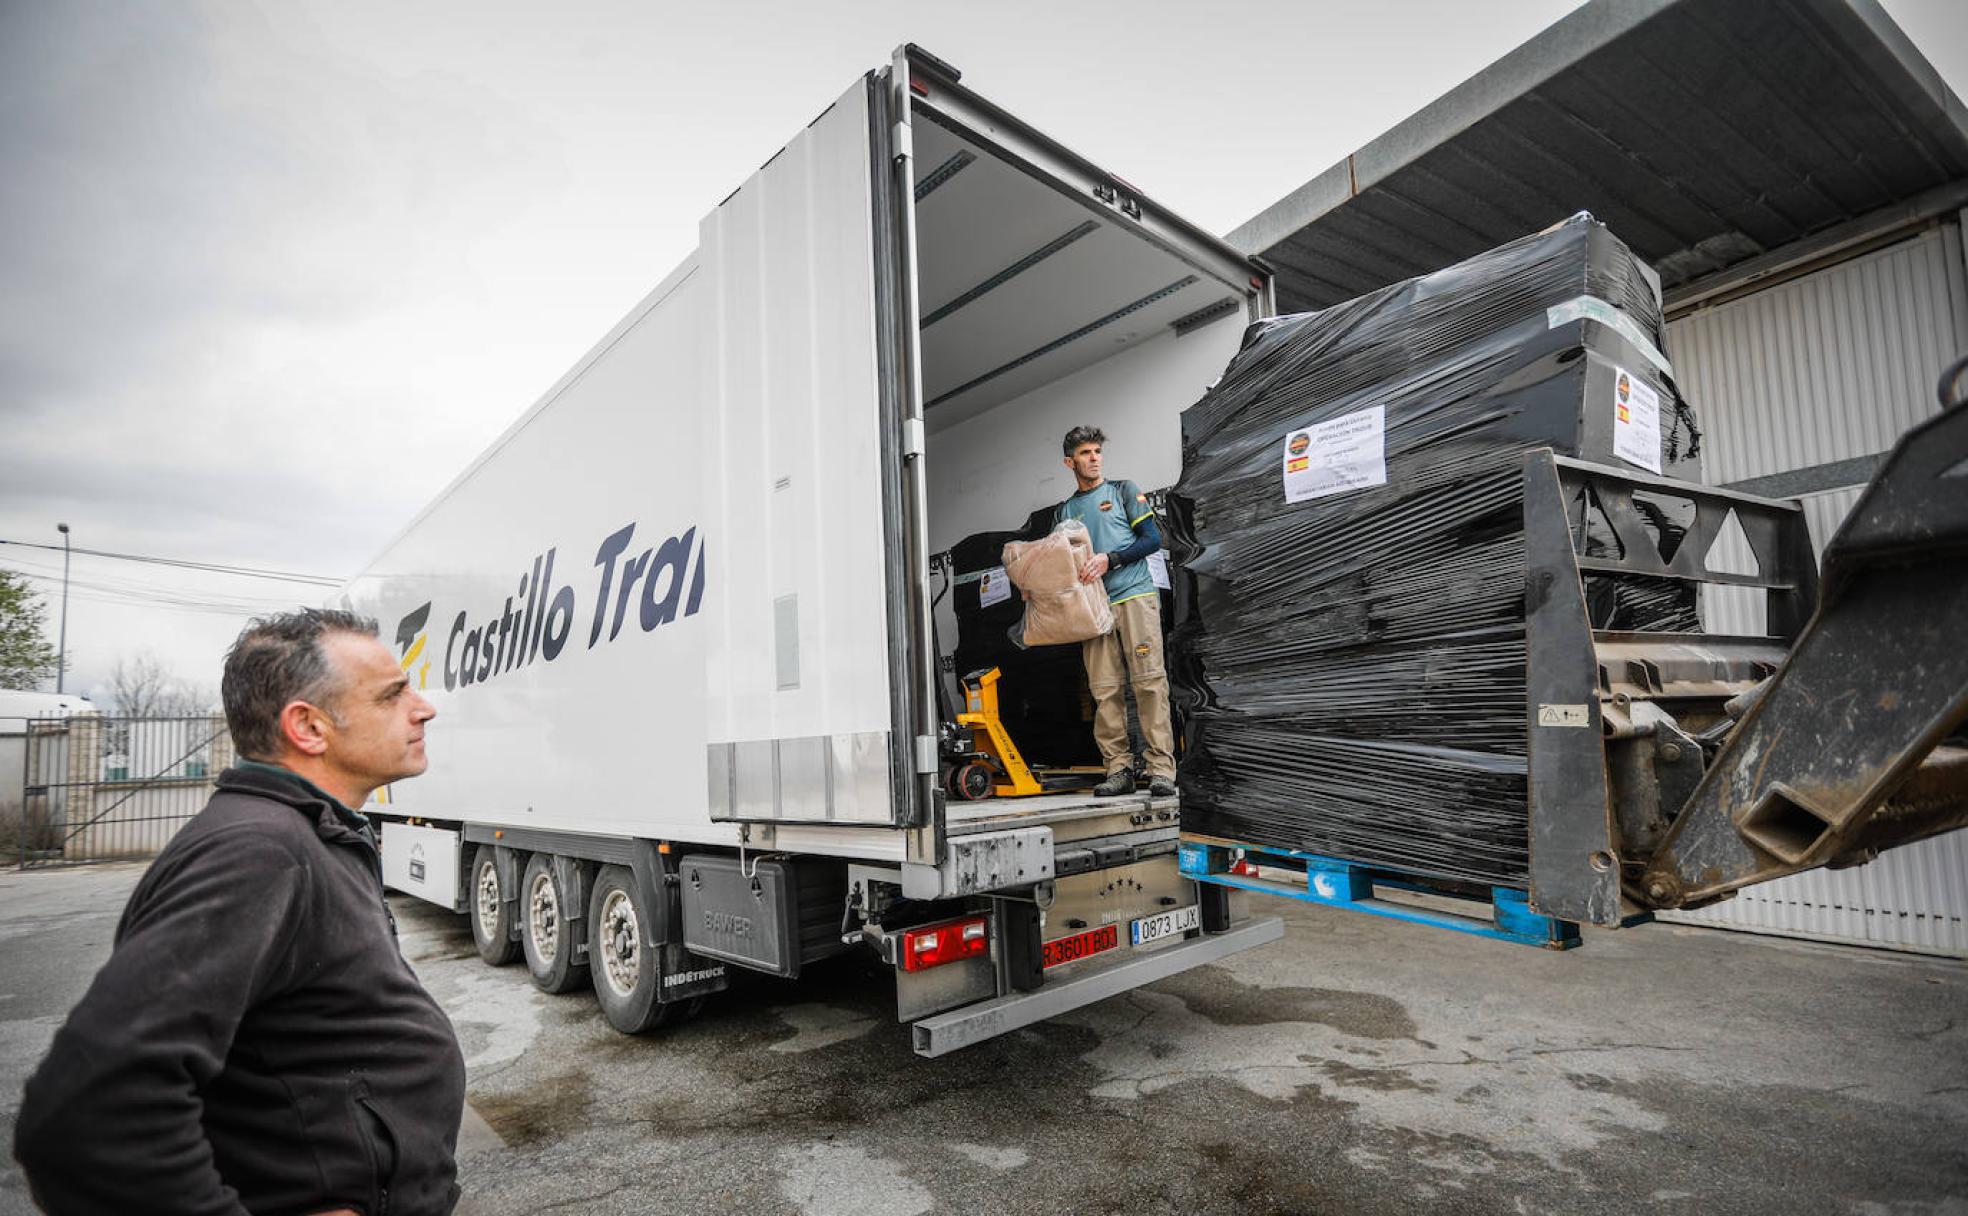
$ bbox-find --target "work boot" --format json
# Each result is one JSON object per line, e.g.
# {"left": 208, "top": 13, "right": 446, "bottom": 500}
{"left": 1093, "top": 771, "right": 1134, "bottom": 797}
{"left": 1148, "top": 776, "right": 1177, "bottom": 798}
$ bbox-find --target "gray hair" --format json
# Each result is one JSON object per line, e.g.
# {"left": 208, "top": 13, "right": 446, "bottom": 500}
{"left": 222, "top": 608, "right": 380, "bottom": 760}
{"left": 1062, "top": 425, "right": 1105, "bottom": 456}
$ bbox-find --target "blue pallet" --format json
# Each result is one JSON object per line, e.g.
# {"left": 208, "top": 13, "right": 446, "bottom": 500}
{"left": 1179, "top": 839, "right": 1581, "bottom": 950}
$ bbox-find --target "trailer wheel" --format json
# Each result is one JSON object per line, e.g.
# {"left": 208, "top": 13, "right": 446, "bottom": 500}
{"left": 469, "top": 846, "right": 519, "bottom": 966}
{"left": 587, "top": 864, "right": 679, "bottom": 1034}
{"left": 521, "top": 853, "right": 590, "bottom": 994}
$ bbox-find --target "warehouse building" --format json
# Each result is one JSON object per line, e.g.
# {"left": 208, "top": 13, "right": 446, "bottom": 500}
{"left": 1229, "top": 0, "right": 1968, "bottom": 954}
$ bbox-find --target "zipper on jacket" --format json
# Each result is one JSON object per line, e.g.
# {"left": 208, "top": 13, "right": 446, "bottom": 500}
{"left": 330, "top": 832, "right": 401, "bottom": 941}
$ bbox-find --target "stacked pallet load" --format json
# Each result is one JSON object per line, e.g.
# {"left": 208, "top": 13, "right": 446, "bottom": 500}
{"left": 1168, "top": 214, "right": 1701, "bottom": 886}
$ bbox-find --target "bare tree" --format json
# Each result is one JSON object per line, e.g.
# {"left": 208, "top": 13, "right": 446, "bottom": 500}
{"left": 106, "top": 652, "right": 214, "bottom": 717}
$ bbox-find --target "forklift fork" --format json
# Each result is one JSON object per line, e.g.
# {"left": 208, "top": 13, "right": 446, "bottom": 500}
{"left": 1640, "top": 394, "right": 1968, "bottom": 907}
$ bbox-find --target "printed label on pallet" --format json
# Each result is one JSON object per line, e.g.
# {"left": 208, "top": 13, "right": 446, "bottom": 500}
{"left": 1283, "top": 405, "right": 1387, "bottom": 503}
{"left": 1147, "top": 549, "right": 1170, "bottom": 590}
{"left": 1611, "top": 367, "right": 1663, "bottom": 474}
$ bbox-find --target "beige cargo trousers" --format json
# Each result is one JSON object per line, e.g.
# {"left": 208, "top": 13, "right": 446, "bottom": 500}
{"left": 1083, "top": 593, "right": 1176, "bottom": 781}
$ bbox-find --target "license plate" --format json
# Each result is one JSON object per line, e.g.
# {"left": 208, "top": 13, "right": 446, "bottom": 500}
{"left": 1042, "top": 923, "right": 1118, "bottom": 969}
{"left": 1130, "top": 905, "right": 1200, "bottom": 946}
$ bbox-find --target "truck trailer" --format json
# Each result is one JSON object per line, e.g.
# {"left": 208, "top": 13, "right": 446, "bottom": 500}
{"left": 344, "top": 45, "right": 1283, "bottom": 1056}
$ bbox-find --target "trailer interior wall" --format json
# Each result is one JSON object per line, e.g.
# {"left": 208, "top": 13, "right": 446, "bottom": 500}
{"left": 1660, "top": 219, "right": 1968, "bottom": 956}
{"left": 907, "top": 94, "right": 1251, "bottom": 667}
{"left": 923, "top": 322, "right": 1244, "bottom": 555}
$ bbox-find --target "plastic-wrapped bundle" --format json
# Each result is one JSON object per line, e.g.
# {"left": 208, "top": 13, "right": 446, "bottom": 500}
{"left": 1171, "top": 215, "right": 1701, "bottom": 886}
{"left": 948, "top": 516, "right": 1101, "bottom": 769}
{"left": 1003, "top": 520, "right": 1114, "bottom": 646}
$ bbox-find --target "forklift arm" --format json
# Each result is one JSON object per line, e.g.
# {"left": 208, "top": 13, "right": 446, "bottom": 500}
{"left": 1639, "top": 386, "right": 1968, "bottom": 909}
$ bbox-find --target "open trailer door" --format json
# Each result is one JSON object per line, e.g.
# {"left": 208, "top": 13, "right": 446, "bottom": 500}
{"left": 699, "top": 71, "right": 928, "bottom": 831}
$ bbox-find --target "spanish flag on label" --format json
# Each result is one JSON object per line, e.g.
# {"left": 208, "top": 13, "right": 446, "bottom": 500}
{"left": 1281, "top": 405, "right": 1387, "bottom": 503}
{"left": 1611, "top": 365, "right": 1662, "bottom": 474}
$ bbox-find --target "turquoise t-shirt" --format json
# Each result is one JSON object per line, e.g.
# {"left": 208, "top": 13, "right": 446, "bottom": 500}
{"left": 1056, "top": 479, "right": 1157, "bottom": 606}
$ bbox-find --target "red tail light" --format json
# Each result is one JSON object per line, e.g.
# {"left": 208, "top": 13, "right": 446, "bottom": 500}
{"left": 900, "top": 916, "right": 989, "bottom": 971}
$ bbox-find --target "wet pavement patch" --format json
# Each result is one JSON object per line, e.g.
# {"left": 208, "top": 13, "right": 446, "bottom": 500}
{"left": 1147, "top": 965, "right": 1422, "bottom": 1040}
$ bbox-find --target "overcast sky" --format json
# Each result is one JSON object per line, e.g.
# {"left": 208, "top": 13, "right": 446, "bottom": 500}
{"left": 3, "top": 0, "right": 1965, "bottom": 703}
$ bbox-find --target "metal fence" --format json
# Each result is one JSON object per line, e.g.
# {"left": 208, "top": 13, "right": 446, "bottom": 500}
{"left": 4, "top": 714, "right": 232, "bottom": 868}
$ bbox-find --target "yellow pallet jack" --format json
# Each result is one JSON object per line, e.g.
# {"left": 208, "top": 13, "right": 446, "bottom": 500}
{"left": 946, "top": 667, "right": 1104, "bottom": 801}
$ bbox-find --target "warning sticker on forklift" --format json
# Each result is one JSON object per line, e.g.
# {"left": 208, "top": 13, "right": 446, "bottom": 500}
{"left": 1537, "top": 703, "right": 1591, "bottom": 728}
{"left": 1611, "top": 367, "right": 1663, "bottom": 474}
{"left": 978, "top": 566, "right": 1012, "bottom": 608}
{"left": 1283, "top": 405, "right": 1387, "bottom": 503}
{"left": 1147, "top": 549, "right": 1171, "bottom": 590}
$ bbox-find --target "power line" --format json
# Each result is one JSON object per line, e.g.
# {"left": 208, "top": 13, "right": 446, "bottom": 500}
{"left": 5, "top": 564, "right": 309, "bottom": 616}
{"left": 0, "top": 538, "right": 345, "bottom": 587}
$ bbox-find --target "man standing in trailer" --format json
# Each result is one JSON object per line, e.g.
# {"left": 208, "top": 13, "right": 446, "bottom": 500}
{"left": 1056, "top": 425, "right": 1177, "bottom": 797}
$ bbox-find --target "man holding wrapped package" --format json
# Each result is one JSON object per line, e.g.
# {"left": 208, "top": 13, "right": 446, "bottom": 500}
{"left": 1056, "top": 426, "right": 1177, "bottom": 798}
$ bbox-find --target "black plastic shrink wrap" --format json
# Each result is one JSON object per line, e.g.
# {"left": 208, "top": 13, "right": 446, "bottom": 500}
{"left": 1169, "top": 216, "right": 1702, "bottom": 886}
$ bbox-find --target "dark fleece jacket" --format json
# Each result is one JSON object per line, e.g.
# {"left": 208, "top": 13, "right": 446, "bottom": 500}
{"left": 14, "top": 765, "right": 466, "bottom": 1216}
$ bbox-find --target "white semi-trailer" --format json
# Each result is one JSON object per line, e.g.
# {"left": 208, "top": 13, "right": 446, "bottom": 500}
{"left": 345, "top": 45, "right": 1283, "bottom": 1056}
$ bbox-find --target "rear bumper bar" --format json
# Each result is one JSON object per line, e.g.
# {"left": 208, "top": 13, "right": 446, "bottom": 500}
{"left": 908, "top": 915, "right": 1285, "bottom": 1057}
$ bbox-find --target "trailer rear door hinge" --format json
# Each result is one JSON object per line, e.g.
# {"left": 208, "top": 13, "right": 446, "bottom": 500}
{"left": 902, "top": 418, "right": 926, "bottom": 460}
{"left": 914, "top": 734, "right": 938, "bottom": 774}
{"left": 892, "top": 122, "right": 913, "bottom": 164}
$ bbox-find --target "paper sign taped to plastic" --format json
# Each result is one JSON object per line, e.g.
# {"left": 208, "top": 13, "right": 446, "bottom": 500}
{"left": 1611, "top": 367, "right": 1662, "bottom": 474}
{"left": 1283, "top": 405, "right": 1387, "bottom": 503}
{"left": 1147, "top": 549, "right": 1170, "bottom": 590}
{"left": 977, "top": 566, "right": 1012, "bottom": 608}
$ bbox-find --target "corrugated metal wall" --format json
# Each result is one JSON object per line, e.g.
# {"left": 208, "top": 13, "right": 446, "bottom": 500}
{"left": 1671, "top": 225, "right": 1967, "bottom": 484}
{"left": 1659, "top": 221, "right": 1968, "bottom": 956}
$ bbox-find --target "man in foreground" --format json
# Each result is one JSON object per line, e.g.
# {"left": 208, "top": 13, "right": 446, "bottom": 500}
{"left": 15, "top": 609, "right": 465, "bottom": 1216}
{"left": 1056, "top": 425, "right": 1178, "bottom": 798}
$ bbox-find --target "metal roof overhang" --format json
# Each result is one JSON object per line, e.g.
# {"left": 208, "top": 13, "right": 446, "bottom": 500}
{"left": 1231, "top": 0, "right": 1968, "bottom": 316}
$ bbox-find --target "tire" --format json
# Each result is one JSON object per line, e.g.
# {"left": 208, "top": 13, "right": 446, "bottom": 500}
{"left": 521, "top": 853, "right": 590, "bottom": 994}
{"left": 587, "top": 864, "right": 683, "bottom": 1034}
{"left": 469, "top": 846, "right": 520, "bottom": 966}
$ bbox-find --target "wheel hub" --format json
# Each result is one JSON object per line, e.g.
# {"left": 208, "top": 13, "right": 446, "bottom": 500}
{"left": 475, "top": 861, "right": 500, "bottom": 939}
{"left": 527, "top": 871, "right": 560, "bottom": 964}
{"left": 598, "top": 888, "right": 640, "bottom": 997}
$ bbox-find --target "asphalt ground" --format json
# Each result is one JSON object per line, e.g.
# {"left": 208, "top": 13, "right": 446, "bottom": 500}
{"left": 2, "top": 860, "right": 1964, "bottom": 1215}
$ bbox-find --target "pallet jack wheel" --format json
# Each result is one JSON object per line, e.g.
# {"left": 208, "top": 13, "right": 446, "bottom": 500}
{"left": 951, "top": 761, "right": 996, "bottom": 801}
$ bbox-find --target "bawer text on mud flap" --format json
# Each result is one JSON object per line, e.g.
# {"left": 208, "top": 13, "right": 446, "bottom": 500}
{"left": 343, "top": 44, "right": 1281, "bottom": 1055}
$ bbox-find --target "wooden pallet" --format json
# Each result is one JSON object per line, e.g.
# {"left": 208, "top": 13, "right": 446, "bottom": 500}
{"left": 1179, "top": 835, "right": 1582, "bottom": 950}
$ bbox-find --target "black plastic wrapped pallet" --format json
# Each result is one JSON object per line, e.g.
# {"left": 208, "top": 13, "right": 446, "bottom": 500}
{"left": 1170, "top": 214, "right": 1703, "bottom": 887}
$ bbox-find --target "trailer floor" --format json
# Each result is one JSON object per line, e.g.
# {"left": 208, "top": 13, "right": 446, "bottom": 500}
{"left": 4, "top": 862, "right": 1964, "bottom": 1216}
{"left": 944, "top": 787, "right": 1178, "bottom": 836}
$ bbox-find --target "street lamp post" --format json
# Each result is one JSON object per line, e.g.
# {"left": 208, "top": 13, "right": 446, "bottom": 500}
{"left": 56, "top": 523, "right": 70, "bottom": 694}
